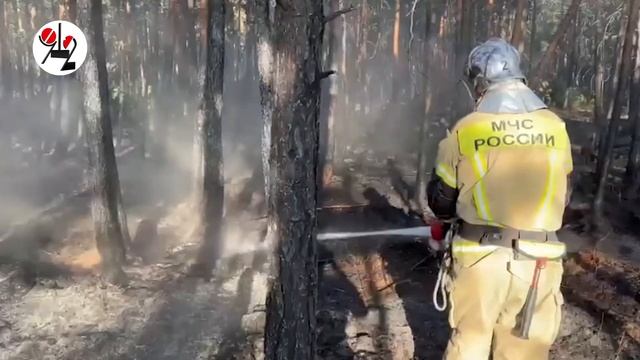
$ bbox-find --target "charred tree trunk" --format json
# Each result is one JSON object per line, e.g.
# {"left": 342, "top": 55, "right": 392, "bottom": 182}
{"left": 263, "top": 0, "right": 323, "bottom": 358}
{"left": 12, "top": 0, "right": 25, "bottom": 99}
{"left": 148, "top": 0, "right": 163, "bottom": 162}
{"left": 22, "top": 0, "right": 33, "bottom": 99}
{"left": 487, "top": 0, "right": 497, "bottom": 36}
{"left": 320, "top": 4, "right": 337, "bottom": 188}
{"left": 0, "top": 0, "right": 11, "bottom": 100}
{"left": 415, "top": 7, "right": 436, "bottom": 217}
{"left": 626, "top": 18, "right": 640, "bottom": 198}
{"left": 172, "top": 0, "right": 193, "bottom": 91}
{"left": 53, "top": 0, "right": 79, "bottom": 161}
{"left": 594, "top": 0, "right": 640, "bottom": 224}
{"left": 597, "top": 12, "right": 628, "bottom": 172}
{"left": 81, "top": 0, "right": 128, "bottom": 285}
{"left": 530, "top": 0, "right": 582, "bottom": 89}
{"left": 511, "top": 0, "right": 528, "bottom": 54}
{"left": 193, "top": 0, "right": 225, "bottom": 276}
{"left": 594, "top": 5, "right": 606, "bottom": 128}
{"left": 529, "top": 0, "right": 538, "bottom": 69}
{"left": 256, "top": 0, "right": 275, "bottom": 218}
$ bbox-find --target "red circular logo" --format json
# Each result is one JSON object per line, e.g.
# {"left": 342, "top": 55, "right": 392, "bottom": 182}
{"left": 40, "top": 27, "right": 57, "bottom": 45}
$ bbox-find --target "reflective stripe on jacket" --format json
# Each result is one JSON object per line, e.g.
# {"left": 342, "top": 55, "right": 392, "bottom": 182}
{"left": 434, "top": 109, "right": 573, "bottom": 232}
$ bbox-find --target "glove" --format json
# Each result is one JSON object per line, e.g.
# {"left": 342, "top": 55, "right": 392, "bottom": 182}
{"left": 428, "top": 221, "right": 451, "bottom": 252}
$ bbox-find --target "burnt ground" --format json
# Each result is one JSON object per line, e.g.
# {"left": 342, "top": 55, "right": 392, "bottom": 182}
{"left": 315, "top": 170, "right": 640, "bottom": 360}
{"left": 0, "top": 156, "right": 639, "bottom": 359}
{"left": 316, "top": 206, "right": 640, "bottom": 360}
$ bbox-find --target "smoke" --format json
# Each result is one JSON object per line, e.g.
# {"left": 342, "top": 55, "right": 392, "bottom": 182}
{"left": 0, "top": 0, "right": 473, "bottom": 267}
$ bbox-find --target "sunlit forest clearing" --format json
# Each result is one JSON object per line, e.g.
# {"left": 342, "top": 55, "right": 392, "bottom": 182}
{"left": 1, "top": 0, "right": 640, "bottom": 359}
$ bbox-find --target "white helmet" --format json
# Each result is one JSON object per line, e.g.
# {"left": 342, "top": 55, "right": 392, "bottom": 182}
{"left": 466, "top": 38, "right": 526, "bottom": 85}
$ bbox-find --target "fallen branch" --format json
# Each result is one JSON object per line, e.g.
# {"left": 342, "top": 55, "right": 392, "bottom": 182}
{"left": 325, "top": 6, "right": 358, "bottom": 23}
{"left": 317, "top": 204, "right": 369, "bottom": 211}
{"left": 377, "top": 278, "right": 411, "bottom": 292}
{"left": 0, "top": 270, "right": 17, "bottom": 284}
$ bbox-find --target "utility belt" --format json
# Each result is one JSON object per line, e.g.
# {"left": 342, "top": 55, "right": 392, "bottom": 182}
{"left": 455, "top": 222, "right": 566, "bottom": 260}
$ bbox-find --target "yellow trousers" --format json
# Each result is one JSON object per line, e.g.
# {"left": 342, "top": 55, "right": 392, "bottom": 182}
{"left": 444, "top": 241, "right": 564, "bottom": 360}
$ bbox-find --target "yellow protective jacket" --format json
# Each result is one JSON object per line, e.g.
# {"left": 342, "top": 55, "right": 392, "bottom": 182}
{"left": 435, "top": 109, "right": 573, "bottom": 232}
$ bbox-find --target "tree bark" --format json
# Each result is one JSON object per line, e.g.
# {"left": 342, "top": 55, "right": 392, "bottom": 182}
{"left": 320, "top": 0, "right": 337, "bottom": 188}
{"left": 171, "top": 0, "right": 194, "bottom": 90}
{"left": 529, "top": 0, "right": 538, "bottom": 70}
{"left": 593, "top": 5, "right": 606, "bottom": 127}
{"left": 11, "top": 0, "right": 25, "bottom": 99}
{"left": 415, "top": 7, "right": 436, "bottom": 216}
{"left": 22, "top": 0, "right": 34, "bottom": 99}
{"left": 393, "top": 0, "right": 401, "bottom": 61}
{"left": 594, "top": 0, "right": 640, "bottom": 223}
{"left": 530, "top": 0, "right": 582, "bottom": 89}
{"left": 487, "top": 0, "right": 497, "bottom": 36}
{"left": 53, "top": 0, "right": 79, "bottom": 161}
{"left": 626, "top": 16, "right": 640, "bottom": 198}
{"left": 511, "top": 0, "right": 528, "bottom": 54}
{"left": 192, "top": 0, "right": 225, "bottom": 276}
{"left": 81, "top": 0, "right": 128, "bottom": 285}
{"left": 255, "top": 0, "right": 275, "bottom": 218}
{"left": 598, "top": 11, "right": 628, "bottom": 173}
{"left": 263, "top": 0, "right": 323, "bottom": 358}
{"left": 0, "top": 0, "right": 11, "bottom": 100}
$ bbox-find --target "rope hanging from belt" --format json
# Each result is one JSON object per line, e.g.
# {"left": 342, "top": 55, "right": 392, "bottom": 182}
{"left": 433, "top": 254, "right": 450, "bottom": 312}
{"left": 433, "top": 228, "right": 454, "bottom": 312}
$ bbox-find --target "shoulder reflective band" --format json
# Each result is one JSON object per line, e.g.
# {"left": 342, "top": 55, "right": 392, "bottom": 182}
{"left": 516, "top": 240, "right": 566, "bottom": 259}
{"left": 533, "top": 150, "right": 561, "bottom": 229}
{"left": 436, "top": 163, "right": 457, "bottom": 188}
{"left": 457, "top": 116, "right": 570, "bottom": 158}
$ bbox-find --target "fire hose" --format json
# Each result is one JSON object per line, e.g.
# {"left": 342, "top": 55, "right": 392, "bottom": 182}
{"left": 317, "top": 220, "right": 452, "bottom": 312}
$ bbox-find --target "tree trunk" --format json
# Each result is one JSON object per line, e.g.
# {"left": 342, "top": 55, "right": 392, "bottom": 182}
{"left": 415, "top": 7, "right": 436, "bottom": 216}
{"left": 593, "top": 5, "right": 605, "bottom": 128}
{"left": 598, "top": 12, "right": 628, "bottom": 172}
{"left": 495, "top": 0, "right": 506, "bottom": 37}
{"left": 256, "top": 0, "right": 275, "bottom": 217}
{"left": 487, "top": 0, "right": 497, "bottom": 36}
{"left": 529, "top": 0, "right": 538, "bottom": 70}
{"left": 626, "top": 17, "right": 640, "bottom": 198}
{"left": 191, "top": 0, "right": 225, "bottom": 277}
{"left": 0, "top": 0, "right": 11, "bottom": 100}
{"left": 22, "top": 0, "right": 33, "bottom": 99}
{"left": 320, "top": 2, "right": 337, "bottom": 188}
{"left": 263, "top": 0, "right": 323, "bottom": 358}
{"left": 511, "top": 0, "right": 528, "bottom": 54}
{"left": 125, "top": 0, "right": 138, "bottom": 94}
{"left": 11, "top": 0, "right": 25, "bottom": 99}
{"left": 53, "top": 0, "right": 79, "bottom": 161}
{"left": 81, "top": 0, "right": 128, "bottom": 285}
{"left": 199, "top": 0, "right": 208, "bottom": 64}
{"left": 393, "top": 0, "right": 401, "bottom": 61}
{"left": 530, "top": 0, "right": 582, "bottom": 89}
{"left": 148, "top": 0, "right": 163, "bottom": 162}
{"left": 593, "top": 0, "right": 640, "bottom": 224}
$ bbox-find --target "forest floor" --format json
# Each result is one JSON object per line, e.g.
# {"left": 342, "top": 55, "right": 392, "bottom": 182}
{"left": 1, "top": 155, "right": 640, "bottom": 359}
{"left": 315, "top": 168, "right": 640, "bottom": 360}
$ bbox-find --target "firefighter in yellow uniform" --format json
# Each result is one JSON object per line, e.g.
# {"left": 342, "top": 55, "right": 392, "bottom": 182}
{"left": 427, "top": 38, "right": 573, "bottom": 360}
